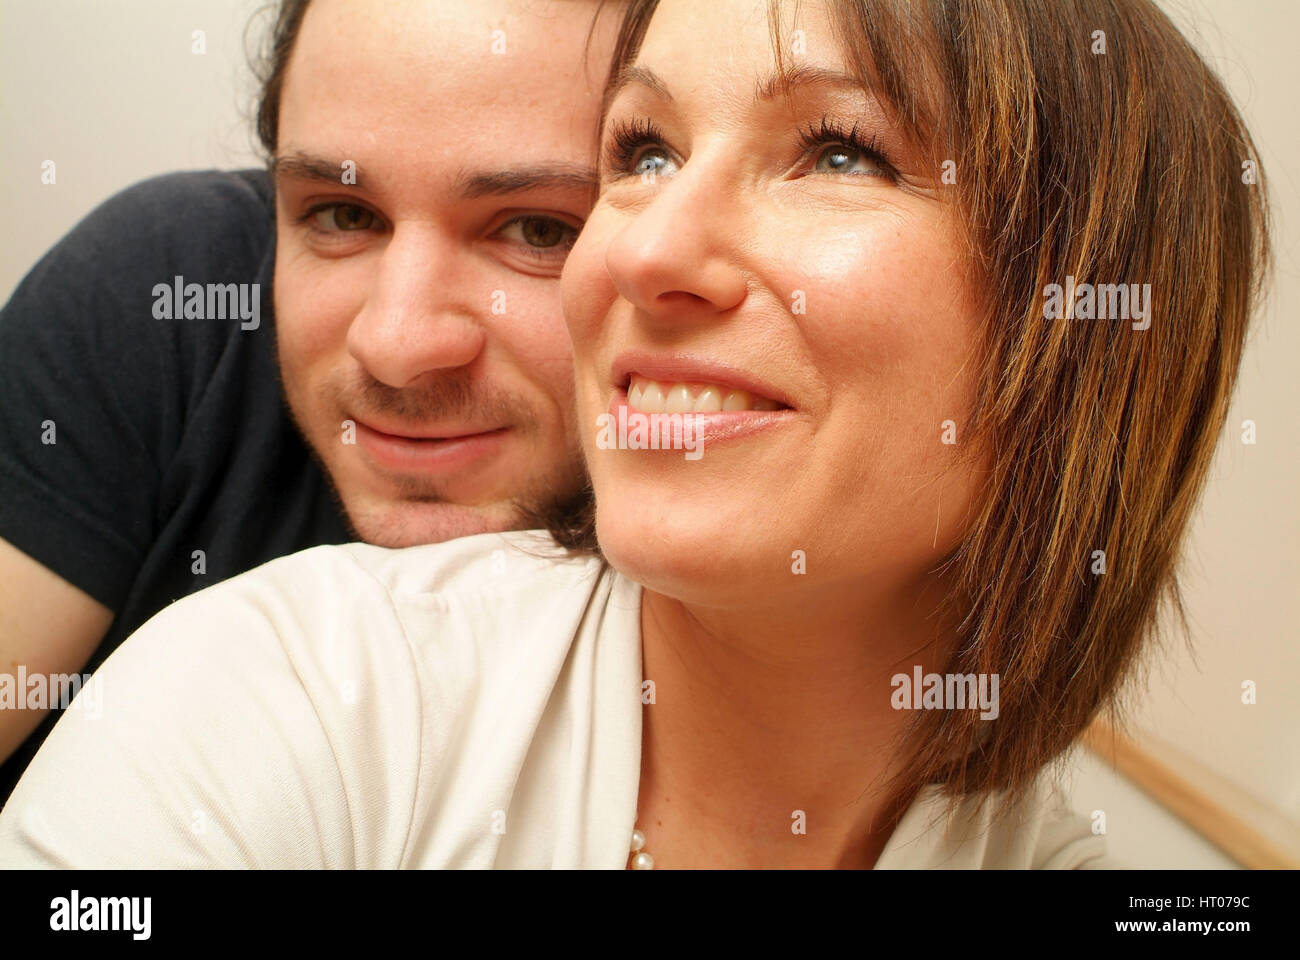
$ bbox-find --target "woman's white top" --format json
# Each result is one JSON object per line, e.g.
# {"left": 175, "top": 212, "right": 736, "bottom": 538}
{"left": 0, "top": 531, "right": 1112, "bottom": 869}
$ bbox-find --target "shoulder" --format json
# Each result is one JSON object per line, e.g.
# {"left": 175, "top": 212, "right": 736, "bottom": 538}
{"left": 337, "top": 529, "right": 606, "bottom": 606}
{"left": 333, "top": 532, "right": 616, "bottom": 671}
{"left": 138, "top": 530, "right": 611, "bottom": 686}
{"left": 26, "top": 169, "right": 272, "bottom": 273}
{"left": 141, "top": 531, "right": 618, "bottom": 849}
{"left": 0, "top": 532, "right": 614, "bottom": 867}
{"left": 2, "top": 168, "right": 274, "bottom": 336}
{"left": 88, "top": 168, "right": 272, "bottom": 234}
{"left": 877, "top": 777, "right": 1114, "bottom": 869}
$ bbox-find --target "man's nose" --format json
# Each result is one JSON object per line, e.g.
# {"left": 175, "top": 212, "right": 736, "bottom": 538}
{"left": 346, "top": 224, "right": 487, "bottom": 387}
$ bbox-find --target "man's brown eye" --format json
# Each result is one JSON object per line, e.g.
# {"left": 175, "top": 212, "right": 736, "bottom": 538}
{"left": 330, "top": 204, "right": 374, "bottom": 230}
{"left": 305, "top": 203, "right": 376, "bottom": 232}
{"left": 492, "top": 215, "right": 580, "bottom": 263}
{"left": 519, "top": 216, "right": 570, "bottom": 248}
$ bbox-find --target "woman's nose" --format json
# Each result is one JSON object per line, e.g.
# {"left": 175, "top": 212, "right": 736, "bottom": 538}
{"left": 604, "top": 160, "right": 748, "bottom": 320}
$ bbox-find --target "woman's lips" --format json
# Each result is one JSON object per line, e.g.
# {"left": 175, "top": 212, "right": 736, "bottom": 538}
{"left": 353, "top": 419, "right": 509, "bottom": 474}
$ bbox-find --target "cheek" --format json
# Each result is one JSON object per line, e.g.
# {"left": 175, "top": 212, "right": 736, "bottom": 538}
{"left": 775, "top": 212, "right": 976, "bottom": 401}
{"left": 488, "top": 276, "right": 577, "bottom": 418}
{"left": 771, "top": 218, "right": 984, "bottom": 548}
{"left": 773, "top": 215, "right": 971, "bottom": 362}
{"left": 273, "top": 244, "right": 366, "bottom": 381}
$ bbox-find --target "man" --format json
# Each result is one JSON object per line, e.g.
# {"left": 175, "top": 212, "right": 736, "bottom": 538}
{"left": 0, "top": 0, "right": 613, "bottom": 800}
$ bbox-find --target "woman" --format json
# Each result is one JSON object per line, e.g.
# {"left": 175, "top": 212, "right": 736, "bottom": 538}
{"left": 0, "top": 0, "right": 1267, "bottom": 868}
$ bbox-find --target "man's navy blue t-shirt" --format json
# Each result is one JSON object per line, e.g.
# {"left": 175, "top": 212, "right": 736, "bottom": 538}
{"left": 0, "top": 170, "right": 354, "bottom": 801}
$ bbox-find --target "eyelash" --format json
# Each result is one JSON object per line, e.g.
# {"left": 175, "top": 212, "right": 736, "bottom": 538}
{"left": 798, "top": 116, "right": 896, "bottom": 178}
{"left": 602, "top": 115, "right": 897, "bottom": 180}
{"left": 295, "top": 203, "right": 577, "bottom": 269}
{"left": 605, "top": 117, "right": 665, "bottom": 175}
{"left": 495, "top": 215, "right": 581, "bottom": 261}
{"left": 296, "top": 202, "right": 383, "bottom": 234}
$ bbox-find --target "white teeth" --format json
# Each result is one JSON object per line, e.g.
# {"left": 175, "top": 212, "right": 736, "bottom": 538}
{"left": 624, "top": 375, "right": 780, "bottom": 414}
{"left": 665, "top": 384, "right": 693, "bottom": 414}
{"left": 639, "top": 381, "right": 664, "bottom": 412}
{"left": 722, "top": 390, "right": 751, "bottom": 411}
{"left": 694, "top": 386, "right": 723, "bottom": 413}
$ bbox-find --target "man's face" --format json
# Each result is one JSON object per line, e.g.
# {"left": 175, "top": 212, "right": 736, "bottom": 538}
{"left": 273, "top": 0, "right": 611, "bottom": 546}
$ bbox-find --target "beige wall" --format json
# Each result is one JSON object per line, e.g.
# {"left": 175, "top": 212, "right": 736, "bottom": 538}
{"left": 1083, "top": 0, "right": 1300, "bottom": 866}
{"left": 1, "top": 0, "right": 1296, "bottom": 866}
{"left": 0, "top": 0, "right": 265, "bottom": 297}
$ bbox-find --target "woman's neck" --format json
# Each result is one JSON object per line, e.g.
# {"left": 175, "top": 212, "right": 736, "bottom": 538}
{"left": 633, "top": 574, "right": 957, "bottom": 869}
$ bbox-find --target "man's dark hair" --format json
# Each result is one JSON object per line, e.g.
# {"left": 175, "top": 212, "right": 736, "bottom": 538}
{"left": 253, "top": 0, "right": 313, "bottom": 160}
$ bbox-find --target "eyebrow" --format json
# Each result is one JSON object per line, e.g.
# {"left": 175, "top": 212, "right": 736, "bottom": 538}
{"left": 753, "top": 65, "right": 864, "bottom": 101}
{"left": 603, "top": 64, "right": 673, "bottom": 116}
{"left": 273, "top": 151, "right": 596, "bottom": 201}
{"left": 603, "top": 63, "right": 865, "bottom": 118}
{"left": 455, "top": 163, "right": 599, "bottom": 200}
{"left": 272, "top": 151, "right": 359, "bottom": 187}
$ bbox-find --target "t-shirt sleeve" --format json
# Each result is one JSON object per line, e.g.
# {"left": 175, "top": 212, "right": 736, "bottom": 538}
{"left": 0, "top": 171, "right": 270, "bottom": 610}
{"left": 0, "top": 545, "right": 424, "bottom": 868}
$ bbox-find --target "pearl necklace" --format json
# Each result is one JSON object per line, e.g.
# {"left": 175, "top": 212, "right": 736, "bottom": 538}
{"left": 628, "top": 827, "right": 654, "bottom": 869}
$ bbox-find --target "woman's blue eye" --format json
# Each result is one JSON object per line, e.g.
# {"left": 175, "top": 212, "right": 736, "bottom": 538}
{"left": 633, "top": 148, "right": 675, "bottom": 178}
{"left": 813, "top": 144, "right": 886, "bottom": 176}
{"left": 605, "top": 118, "right": 676, "bottom": 180}
{"left": 799, "top": 119, "right": 896, "bottom": 180}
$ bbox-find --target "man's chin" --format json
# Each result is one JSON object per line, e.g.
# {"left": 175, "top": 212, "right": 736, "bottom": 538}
{"left": 341, "top": 497, "right": 531, "bottom": 549}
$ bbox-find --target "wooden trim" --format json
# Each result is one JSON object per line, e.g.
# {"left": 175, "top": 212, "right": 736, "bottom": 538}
{"left": 1082, "top": 718, "right": 1299, "bottom": 869}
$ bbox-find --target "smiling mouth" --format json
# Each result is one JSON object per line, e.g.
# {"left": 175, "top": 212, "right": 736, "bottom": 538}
{"left": 351, "top": 420, "right": 511, "bottom": 475}
{"left": 359, "top": 422, "right": 507, "bottom": 442}
{"left": 624, "top": 374, "right": 788, "bottom": 414}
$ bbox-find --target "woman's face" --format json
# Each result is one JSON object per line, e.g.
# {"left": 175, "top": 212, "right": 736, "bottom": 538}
{"left": 562, "top": 0, "right": 988, "bottom": 608}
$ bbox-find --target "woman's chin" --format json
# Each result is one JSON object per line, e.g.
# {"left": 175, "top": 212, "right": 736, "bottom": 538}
{"left": 594, "top": 499, "right": 782, "bottom": 606}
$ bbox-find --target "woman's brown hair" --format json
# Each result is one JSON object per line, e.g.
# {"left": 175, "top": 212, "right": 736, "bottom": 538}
{"left": 568, "top": 0, "right": 1271, "bottom": 811}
